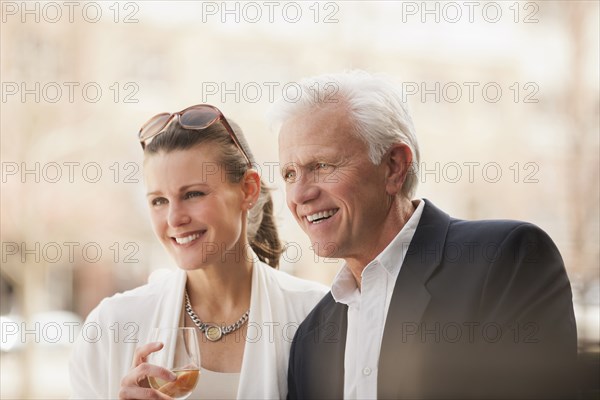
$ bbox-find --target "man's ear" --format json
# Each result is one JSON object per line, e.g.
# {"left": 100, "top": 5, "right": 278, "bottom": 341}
{"left": 241, "top": 169, "right": 261, "bottom": 210}
{"left": 384, "top": 143, "right": 413, "bottom": 195}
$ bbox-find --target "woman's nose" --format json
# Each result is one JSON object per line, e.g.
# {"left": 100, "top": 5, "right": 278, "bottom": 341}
{"left": 167, "top": 202, "right": 191, "bottom": 227}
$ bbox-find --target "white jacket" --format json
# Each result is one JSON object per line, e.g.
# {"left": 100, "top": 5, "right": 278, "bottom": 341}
{"left": 69, "top": 259, "right": 328, "bottom": 399}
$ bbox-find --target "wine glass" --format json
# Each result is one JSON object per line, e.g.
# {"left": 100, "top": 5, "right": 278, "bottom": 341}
{"left": 146, "top": 327, "right": 201, "bottom": 400}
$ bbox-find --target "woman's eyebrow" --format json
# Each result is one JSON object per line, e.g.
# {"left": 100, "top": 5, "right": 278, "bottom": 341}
{"left": 146, "top": 182, "right": 209, "bottom": 197}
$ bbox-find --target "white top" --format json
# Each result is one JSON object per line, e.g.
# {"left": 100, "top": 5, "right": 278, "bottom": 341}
{"left": 331, "top": 199, "right": 424, "bottom": 399}
{"left": 194, "top": 368, "right": 240, "bottom": 399}
{"left": 70, "top": 254, "right": 328, "bottom": 400}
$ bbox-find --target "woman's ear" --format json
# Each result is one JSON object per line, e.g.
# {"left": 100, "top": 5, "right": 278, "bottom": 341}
{"left": 385, "top": 143, "right": 413, "bottom": 196}
{"left": 241, "top": 169, "right": 261, "bottom": 210}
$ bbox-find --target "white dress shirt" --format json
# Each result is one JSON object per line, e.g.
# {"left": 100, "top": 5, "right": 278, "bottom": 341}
{"left": 331, "top": 200, "right": 424, "bottom": 399}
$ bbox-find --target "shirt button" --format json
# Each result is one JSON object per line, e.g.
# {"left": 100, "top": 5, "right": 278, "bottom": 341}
{"left": 363, "top": 367, "right": 372, "bottom": 376}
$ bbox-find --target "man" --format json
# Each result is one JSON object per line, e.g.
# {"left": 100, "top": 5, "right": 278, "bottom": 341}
{"left": 270, "top": 71, "right": 577, "bottom": 399}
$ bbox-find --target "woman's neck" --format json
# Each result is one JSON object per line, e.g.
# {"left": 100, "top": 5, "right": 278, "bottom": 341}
{"left": 184, "top": 242, "right": 253, "bottom": 321}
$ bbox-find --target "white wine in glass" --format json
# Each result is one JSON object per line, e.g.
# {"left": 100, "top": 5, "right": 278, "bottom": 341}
{"left": 147, "top": 327, "right": 201, "bottom": 400}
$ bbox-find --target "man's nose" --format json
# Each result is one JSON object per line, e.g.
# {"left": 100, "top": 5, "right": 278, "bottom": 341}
{"left": 289, "top": 174, "right": 320, "bottom": 205}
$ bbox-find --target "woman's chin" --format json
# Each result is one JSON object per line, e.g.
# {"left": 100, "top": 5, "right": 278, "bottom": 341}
{"left": 176, "top": 261, "right": 206, "bottom": 271}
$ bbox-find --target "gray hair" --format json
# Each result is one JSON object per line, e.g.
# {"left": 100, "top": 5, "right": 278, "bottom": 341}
{"left": 268, "top": 70, "right": 420, "bottom": 198}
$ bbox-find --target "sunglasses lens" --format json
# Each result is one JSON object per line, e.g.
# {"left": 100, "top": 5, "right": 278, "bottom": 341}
{"left": 140, "top": 113, "right": 171, "bottom": 141}
{"left": 137, "top": 106, "right": 249, "bottom": 163}
{"left": 180, "top": 107, "right": 219, "bottom": 128}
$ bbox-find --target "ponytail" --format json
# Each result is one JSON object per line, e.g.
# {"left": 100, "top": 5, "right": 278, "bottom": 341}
{"left": 248, "top": 181, "right": 282, "bottom": 268}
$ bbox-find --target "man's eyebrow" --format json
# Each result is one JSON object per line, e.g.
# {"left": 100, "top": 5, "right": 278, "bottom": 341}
{"left": 280, "top": 151, "right": 341, "bottom": 172}
{"left": 280, "top": 160, "right": 310, "bottom": 170}
{"left": 280, "top": 164, "right": 295, "bottom": 175}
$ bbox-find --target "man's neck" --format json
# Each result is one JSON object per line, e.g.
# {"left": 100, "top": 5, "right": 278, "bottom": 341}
{"left": 345, "top": 198, "right": 417, "bottom": 289}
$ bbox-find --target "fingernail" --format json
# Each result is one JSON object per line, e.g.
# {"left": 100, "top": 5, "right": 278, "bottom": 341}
{"left": 169, "top": 372, "right": 177, "bottom": 381}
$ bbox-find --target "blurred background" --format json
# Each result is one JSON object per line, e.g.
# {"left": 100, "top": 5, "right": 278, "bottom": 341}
{"left": 1, "top": 0, "right": 598, "bottom": 398}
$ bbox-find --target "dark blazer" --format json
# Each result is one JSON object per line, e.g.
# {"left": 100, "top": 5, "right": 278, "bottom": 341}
{"left": 287, "top": 199, "right": 577, "bottom": 399}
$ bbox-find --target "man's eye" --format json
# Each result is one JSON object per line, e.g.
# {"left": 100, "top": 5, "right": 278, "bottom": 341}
{"left": 185, "top": 191, "right": 205, "bottom": 199}
{"left": 316, "top": 162, "right": 334, "bottom": 172}
{"left": 283, "top": 170, "right": 297, "bottom": 182}
{"left": 151, "top": 197, "right": 167, "bottom": 206}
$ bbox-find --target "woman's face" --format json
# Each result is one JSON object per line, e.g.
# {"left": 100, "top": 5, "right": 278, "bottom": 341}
{"left": 144, "top": 143, "right": 252, "bottom": 270}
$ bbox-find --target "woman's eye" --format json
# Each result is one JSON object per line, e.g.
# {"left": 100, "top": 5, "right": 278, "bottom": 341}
{"left": 184, "top": 191, "right": 205, "bottom": 199}
{"left": 151, "top": 197, "right": 167, "bottom": 206}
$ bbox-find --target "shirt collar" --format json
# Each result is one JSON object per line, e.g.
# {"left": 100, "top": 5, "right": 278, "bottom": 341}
{"left": 331, "top": 265, "right": 360, "bottom": 306}
{"left": 376, "top": 199, "right": 425, "bottom": 276}
{"left": 331, "top": 199, "right": 425, "bottom": 305}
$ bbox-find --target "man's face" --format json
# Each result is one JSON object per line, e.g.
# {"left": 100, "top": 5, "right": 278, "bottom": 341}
{"left": 278, "top": 103, "right": 392, "bottom": 264}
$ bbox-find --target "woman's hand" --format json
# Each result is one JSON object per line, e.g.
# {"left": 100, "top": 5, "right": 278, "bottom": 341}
{"left": 119, "top": 342, "right": 177, "bottom": 400}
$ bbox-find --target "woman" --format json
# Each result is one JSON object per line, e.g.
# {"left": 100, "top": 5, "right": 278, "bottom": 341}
{"left": 69, "top": 104, "right": 327, "bottom": 399}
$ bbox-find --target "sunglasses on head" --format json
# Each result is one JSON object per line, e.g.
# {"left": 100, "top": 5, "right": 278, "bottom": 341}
{"left": 138, "top": 104, "right": 252, "bottom": 166}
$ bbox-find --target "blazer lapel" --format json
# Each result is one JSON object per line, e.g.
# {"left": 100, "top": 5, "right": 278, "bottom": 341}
{"left": 312, "top": 299, "right": 348, "bottom": 399}
{"left": 378, "top": 199, "right": 451, "bottom": 398}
